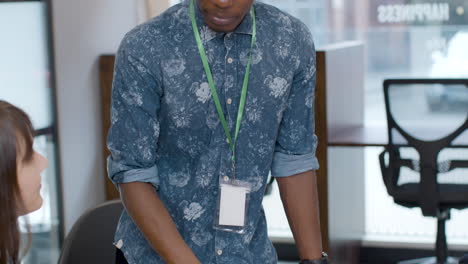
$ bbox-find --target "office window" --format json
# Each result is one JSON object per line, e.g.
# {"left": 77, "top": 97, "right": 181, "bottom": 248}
{"left": 0, "top": 1, "right": 62, "bottom": 263}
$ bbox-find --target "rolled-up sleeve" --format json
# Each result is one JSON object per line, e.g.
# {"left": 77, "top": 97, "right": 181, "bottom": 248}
{"left": 271, "top": 23, "right": 319, "bottom": 178}
{"left": 107, "top": 36, "right": 162, "bottom": 189}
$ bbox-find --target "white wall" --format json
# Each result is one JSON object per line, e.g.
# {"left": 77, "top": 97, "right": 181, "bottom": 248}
{"left": 51, "top": 0, "right": 170, "bottom": 234}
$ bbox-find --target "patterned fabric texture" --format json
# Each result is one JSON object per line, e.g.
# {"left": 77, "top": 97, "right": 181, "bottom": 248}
{"left": 107, "top": 0, "right": 319, "bottom": 263}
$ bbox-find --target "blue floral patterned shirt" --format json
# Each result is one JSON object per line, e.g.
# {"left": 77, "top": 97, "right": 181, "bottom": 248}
{"left": 107, "top": 1, "right": 319, "bottom": 263}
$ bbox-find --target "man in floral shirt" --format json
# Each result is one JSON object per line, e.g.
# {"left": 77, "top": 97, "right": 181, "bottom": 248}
{"left": 107, "top": 0, "right": 325, "bottom": 263}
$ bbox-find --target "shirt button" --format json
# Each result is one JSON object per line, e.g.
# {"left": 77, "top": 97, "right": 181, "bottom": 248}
{"left": 223, "top": 176, "right": 230, "bottom": 182}
{"left": 227, "top": 57, "right": 233, "bottom": 64}
{"left": 217, "top": 249, "right": 223, "bottom": 255}
{"left": 227, "top": 98, "right": 232, "bottom": 105}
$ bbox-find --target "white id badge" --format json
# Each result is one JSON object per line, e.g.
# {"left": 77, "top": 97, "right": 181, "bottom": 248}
{"left": 214, "top": 180, "right": 251, "bottom": 233}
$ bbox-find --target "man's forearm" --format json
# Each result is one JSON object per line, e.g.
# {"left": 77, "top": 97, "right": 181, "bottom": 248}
{"left": 120, "top": 182, "right": 200, "bottom": 264}
{"left": 277, "top": 170, "right": 323, "bottom": 260}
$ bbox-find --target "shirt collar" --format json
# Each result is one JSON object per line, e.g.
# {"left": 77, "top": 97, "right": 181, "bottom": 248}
{"left": 186, "top": 0, "right": 254, "bottom": 42}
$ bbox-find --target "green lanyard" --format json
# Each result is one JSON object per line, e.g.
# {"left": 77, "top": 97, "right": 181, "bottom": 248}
{"left": 190, "top": 0, "right": 257, "bottom": 168}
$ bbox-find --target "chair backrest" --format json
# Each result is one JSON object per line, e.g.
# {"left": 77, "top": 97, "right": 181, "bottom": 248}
{"left": 380, "top": 79, "right": 468, "bottom": 216}
{"left": 58, "top": 200, "right": 123, "bottom": 264}
{"left": 459, "top": 254, "right": 468, "bottom": 264}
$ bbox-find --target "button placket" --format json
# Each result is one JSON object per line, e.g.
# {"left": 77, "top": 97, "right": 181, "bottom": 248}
{"left": 223, "top": 34, "right": 236, "bottom": 132}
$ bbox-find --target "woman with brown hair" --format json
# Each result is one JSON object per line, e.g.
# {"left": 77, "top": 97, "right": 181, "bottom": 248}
{"left": 0, "top": 100, "right": 48, "bottom": 264}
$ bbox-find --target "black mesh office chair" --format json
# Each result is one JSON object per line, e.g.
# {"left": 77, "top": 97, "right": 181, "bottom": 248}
{"left": 379, "top": 79, "right": 468, "bottom": 264}
{"left": 58, "top": 200, "right": 124, "bottom": 264}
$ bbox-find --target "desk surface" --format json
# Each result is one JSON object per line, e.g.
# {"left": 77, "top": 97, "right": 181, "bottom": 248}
{"left": 328, "top": 125, "right": 468, "bottom": 148}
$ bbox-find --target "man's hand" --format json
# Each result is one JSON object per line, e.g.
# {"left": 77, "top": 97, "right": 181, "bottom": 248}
{"left": 276, "top": 170, "right": 323, "bottom": 260}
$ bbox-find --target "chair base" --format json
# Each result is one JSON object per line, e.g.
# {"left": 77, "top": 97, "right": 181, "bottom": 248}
{"left": 398, "top": 256, "right": 458, "bottom": 264}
